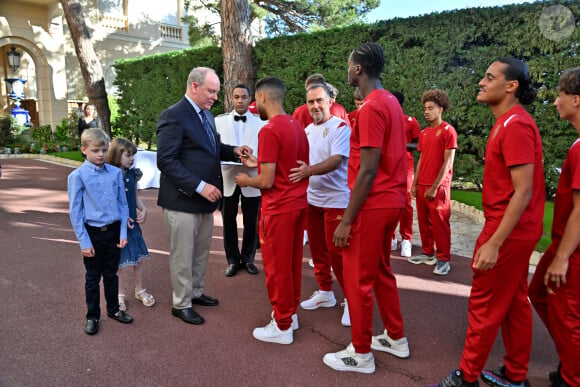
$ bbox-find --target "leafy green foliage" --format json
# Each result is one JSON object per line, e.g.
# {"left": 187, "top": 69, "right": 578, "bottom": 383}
{"left": 108, "top": 95, "right": 119, "bottom": 123}
{"left": 113, "top": 46, "right": 224, "bottom": 149}
{"left": 182, "top": 0, "right": 221, "bottom": 46}
{"left": 30, "top": 125, "right": 53, "bottom": 144}
{"left": 0, "top": 115, "right": 18, "bottom": 146}
{"left": 259, "top": 0, "right": 380, "bottom": 35}
{"left": 114, "top": 0, "right": 579, "bottom": 195}
{"left": 182, "top": 0, "right": 379, "bottom": 46}
{"left": 54, "top": 111, "right": 80, "bottom": 143}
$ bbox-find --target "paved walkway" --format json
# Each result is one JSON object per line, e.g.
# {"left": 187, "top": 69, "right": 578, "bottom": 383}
{"left": 398, "top": 202, "right": 483, "bottom": 260}
{"left": 0, "top": 158, "right": 555, "bottom": 386}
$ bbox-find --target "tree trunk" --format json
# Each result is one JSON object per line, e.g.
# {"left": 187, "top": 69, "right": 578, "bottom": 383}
{"left": 220, "top": 0, "right": 255, "bottom": 111}
{"left": 60, "top": 0, "right": 111, "bottom": 135}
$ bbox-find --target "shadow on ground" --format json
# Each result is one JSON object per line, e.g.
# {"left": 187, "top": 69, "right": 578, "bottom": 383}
{"left": 0, "top": 160, "right": 557, "bottom": 386}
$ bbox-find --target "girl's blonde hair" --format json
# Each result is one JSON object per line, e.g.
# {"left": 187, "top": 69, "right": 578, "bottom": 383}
{"left": 106, "top": 137, "right": 137, "bottom": 168}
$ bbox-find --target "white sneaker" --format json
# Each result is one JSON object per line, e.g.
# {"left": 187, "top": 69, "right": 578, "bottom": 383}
{"left": 407, "top": 254, "right": 437, "bottom": 265}
{"left": 371, "top": 329, "right": 410, "bottom": 358}
{"left": 433, "top": 260, "right": 451, "bottom": 276}
{"left": 400, "top": 240, "right": 412, "bottom": 257}
{"left": 323, "top": 343, "right": 375, "bottom": 374}
{"left": 270, "top": 311, "right": 299, "bottom": 330}
{"left": 253, "top": 319, "right": 293, "bottom": 345}
{"left": 341, "top": 299, "right": 351, "bottom": 327}
{"left": 291, "top": 313, "right": 299, "bottom": 330}
{"left": 391, "top": 238, "right": 398, "bottom": 251}
{"left": 300, "top": 290, "right": 337, "bottom": 310}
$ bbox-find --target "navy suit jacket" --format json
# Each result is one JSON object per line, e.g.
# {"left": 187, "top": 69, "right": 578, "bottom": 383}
{"left": 156, "top": 97, "right": 237, "bottom": 214}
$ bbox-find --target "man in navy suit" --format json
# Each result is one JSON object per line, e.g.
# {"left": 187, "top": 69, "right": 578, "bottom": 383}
{"left": 157, "top": 67, "right": 251, "bottom": 325}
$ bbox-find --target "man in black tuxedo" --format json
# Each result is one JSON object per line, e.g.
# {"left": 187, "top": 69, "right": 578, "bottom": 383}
{"left": 157, "top": 66, "right": 251, "bottom": 325}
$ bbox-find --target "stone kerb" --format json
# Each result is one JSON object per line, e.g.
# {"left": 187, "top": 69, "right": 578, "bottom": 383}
{"left": 450, "top": 200, "right": 542, "bottom": 267}
{"left": 0, "top": 153, "right": 82, "bottom": 168}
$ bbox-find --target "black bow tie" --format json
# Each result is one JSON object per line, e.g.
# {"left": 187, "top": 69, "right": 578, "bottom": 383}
{"left": 234, "top": 115, "right": 246, "bottom": 122}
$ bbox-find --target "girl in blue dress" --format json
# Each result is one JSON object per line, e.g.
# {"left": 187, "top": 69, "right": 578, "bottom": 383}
{"left": 107, "top": 138, "right": 155, "bottom": 311}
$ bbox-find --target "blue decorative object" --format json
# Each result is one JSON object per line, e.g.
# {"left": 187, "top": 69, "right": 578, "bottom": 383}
{"left": 4, "top": 78, "right": 29, "bottom": 125}
{"left": 11, "top": 106, "right": 30, "bottom": 126}
{"left": 5, "top": 78, "right": 26, "bottom": 99}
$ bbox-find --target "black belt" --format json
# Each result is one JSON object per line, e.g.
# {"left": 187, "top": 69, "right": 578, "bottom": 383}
{"left": 85, "top": 221, "right": 120, "bottom": 232}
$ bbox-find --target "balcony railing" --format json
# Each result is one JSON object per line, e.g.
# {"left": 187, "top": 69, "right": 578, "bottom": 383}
{"left": 159, "top": 23, "right": 183, "bottom": 41}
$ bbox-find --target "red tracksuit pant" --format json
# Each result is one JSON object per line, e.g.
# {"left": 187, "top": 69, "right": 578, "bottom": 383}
{"left": 260, "top": 208, "right": 307, "bottom": 331}
{"left": 459, "top": 235, "right": 536, "bottom": 383}
{"left": 307, "top": 205, "right": 345, "bottom": 293}
{"left": 343, "top": 208, "right": 405, "bottom": 354}
{"left": 415, "top": 184, "right": 451, "bottom": 261}
{"left": 396, "top": 163, "right": 415, "bottom": 241}
{"left": 529, "top": 244, "right": 580, "bottom": 386}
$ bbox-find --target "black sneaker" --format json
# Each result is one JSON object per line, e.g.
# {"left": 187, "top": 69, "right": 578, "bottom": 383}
{"left": 481, "top": 365, "right": 529, "bottom": 387}
{"left": 548, "top": 362, "right": 570, "bottom": 387}
{"left": 551, "top": 377, "right": 571, "bottom": 387}
{"left": 428, "top": 369, "right": 479, "bottom": 387}
{"left": 549, "top": 362, "right": 562, "bottom": 384}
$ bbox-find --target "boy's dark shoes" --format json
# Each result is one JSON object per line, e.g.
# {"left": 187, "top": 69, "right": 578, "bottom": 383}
{"left": 84, "top": 319, "right": 99, "bottom": 335}
{"left": 191, "top": 294, "right": 219, "bottom": 306}
{"left": 481, "top": 365, "right": 530, "bottom": 387}
{"left": 171, "top": 307, "right": 204, "bottom": 325}
{"left": 107, "top": 310, "right": 133, "bottom": 324}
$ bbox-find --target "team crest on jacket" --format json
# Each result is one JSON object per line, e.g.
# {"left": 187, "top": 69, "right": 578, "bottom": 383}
{"left": 436, "top": 129, "right": 442, "bottom": 137}
{"left": 323, "top": 127, "right": 329, "bottom": 138}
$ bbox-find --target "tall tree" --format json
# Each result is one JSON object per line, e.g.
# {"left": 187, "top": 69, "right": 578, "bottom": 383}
{"left": 220, "top": 0, "right": 254, "bottom": 110}
{"left": 184, "top": 0, "right": 378, "bottom": 111}
{"left": 60, "top": 0, "right": 111, "bottom": 135}
{"left": 257, "top": 0, "right": 380, "bottom": 35}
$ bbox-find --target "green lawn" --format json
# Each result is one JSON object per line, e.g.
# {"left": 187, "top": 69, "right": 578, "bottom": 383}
{"left": 451, "top": 189, "right": 552, "bottom": 252}
{"left": 451, "top": 189, "right": 483, "bottom": 211}
{"left": 54, "top": 150, "right": 85, "bottom": 162}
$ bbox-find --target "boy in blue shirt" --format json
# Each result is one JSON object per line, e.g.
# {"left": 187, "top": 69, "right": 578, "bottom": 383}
{"left": 68, "top": 128, "right": 133, "bottom": 335}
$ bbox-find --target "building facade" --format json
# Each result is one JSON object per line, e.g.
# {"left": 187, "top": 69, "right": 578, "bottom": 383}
{"left": 1, "top": 0, "right": 192, "bottom": 128}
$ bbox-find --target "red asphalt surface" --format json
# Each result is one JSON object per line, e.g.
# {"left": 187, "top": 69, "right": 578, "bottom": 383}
{"left": 0, "top": 159, "right": 557, "bottom": 387}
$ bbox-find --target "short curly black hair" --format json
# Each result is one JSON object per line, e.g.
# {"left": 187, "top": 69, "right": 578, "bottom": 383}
{"left": 559, "top": 67, "right": 580, "bottom": 96}
{"left": 421, "top": 89, "right": 450, "bottom": 111}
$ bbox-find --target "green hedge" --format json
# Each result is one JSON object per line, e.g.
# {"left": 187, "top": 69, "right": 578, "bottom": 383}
{"left": 114, "top": 47, "right": 224, "bottom": 148}
{"left": 113, "top": 0, "right": 579, "bottom": 196}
